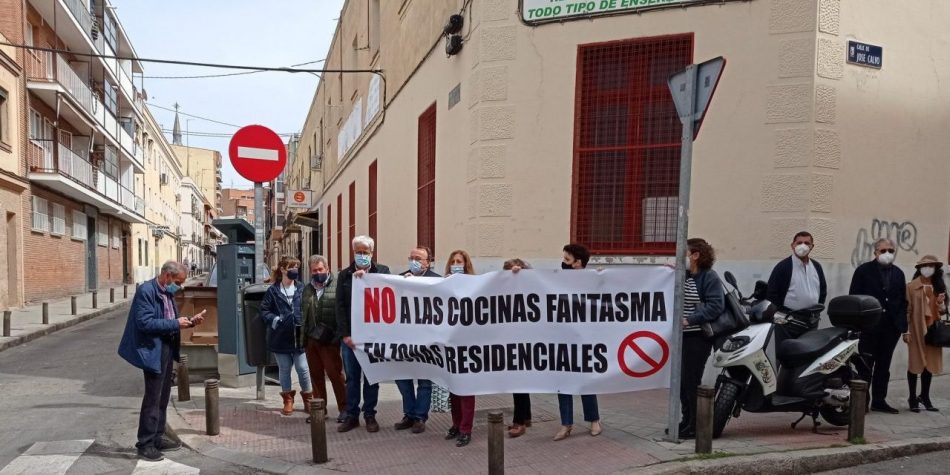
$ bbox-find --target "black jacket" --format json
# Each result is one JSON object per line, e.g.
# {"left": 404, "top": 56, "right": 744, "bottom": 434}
{"left": 399, "top": 268, "right": 442, "bottom": 278}
{"left": 336, "top": 261, "right": 391, "bottom": 338}
{"left": 687, "top": 268, "right": 725, "bottom": 326}
{"left": 766, "top": 256, "right": 828, "bottom": 308}
{"left": 261, "top": 282, "right": 304, "bottom": 353}
{"left": 849, "top": 261, "right": 908, "bottom": 333}
{"left": 301, "top": 274, "right": 338, "bottom": 344}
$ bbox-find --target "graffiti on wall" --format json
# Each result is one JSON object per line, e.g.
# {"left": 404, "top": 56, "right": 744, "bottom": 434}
{"left": 851, "top": 219, "right": 918, "bottom": 268}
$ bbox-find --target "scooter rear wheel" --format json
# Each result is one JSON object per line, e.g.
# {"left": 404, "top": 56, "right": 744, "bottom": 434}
{"left": 713, "top": 380, "right": 741, "bottom": 438}
{"left": 819, "top": 404, "right": 850, "bottom": 426}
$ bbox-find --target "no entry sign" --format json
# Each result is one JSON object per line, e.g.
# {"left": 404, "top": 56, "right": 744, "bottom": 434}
{"left": 228, "top": 125, "right": 287, "bottom": 183}
{"left": 617, "top": 331, "right": 670, "bottom": 378}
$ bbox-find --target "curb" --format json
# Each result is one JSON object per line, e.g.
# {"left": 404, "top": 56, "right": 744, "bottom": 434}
{"left": 0, "top": 301, "right": 132, "bottom": 353}
{"left": 629, "top": 436, "right": 950, "bottom": 475}
{"left": 165, "top": 402, "right": 341, "bottom": 475}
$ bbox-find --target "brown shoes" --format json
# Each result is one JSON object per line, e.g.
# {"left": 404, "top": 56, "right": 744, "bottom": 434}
{"left": 337, "top": 417, "right": 359, "bottom": 432}
{"left": 394, "top": 417, "right": 414, "bottom": 430}
{"left": 279, "top": 390, "right": 296, "bottom": 416}
{"left": 411, "top": 420, "right": 426, "bottom": 434}
{"left": 365, "top": 416, "right": 380, "bottom": 433}
{"left": 508, "top": 424, "right": 526, "bottom": 438}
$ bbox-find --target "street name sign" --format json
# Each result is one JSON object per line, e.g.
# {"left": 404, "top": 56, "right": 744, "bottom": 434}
{"left": 847, "top": 41, "right": 882, "bottom": 69}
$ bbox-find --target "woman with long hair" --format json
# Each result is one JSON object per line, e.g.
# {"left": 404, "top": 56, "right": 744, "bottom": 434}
{"left": 443, "top": 249, "right": 477, "bottom": 447}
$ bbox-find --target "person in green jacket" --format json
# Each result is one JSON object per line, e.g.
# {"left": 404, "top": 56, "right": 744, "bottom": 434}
{"left": 301, "top": 254, "right": 347, "bottom": 424}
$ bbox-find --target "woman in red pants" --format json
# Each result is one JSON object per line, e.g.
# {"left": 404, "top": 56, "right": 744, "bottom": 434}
{"left": 443, "top": 250, "right": 477, "bottom": 447}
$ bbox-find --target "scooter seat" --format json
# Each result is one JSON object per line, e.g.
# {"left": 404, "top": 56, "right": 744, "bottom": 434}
{"left": 777, "top": 327, "right": 849, "bottom": 367}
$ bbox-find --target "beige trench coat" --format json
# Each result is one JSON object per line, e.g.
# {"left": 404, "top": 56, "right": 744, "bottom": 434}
{"left": 905, "top": 278, "right": 944, "bottom": 375}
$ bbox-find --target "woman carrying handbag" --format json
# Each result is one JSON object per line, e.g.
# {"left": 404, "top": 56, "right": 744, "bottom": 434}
{"left": 904, "top": 255, "right": 946, "bottom": 412}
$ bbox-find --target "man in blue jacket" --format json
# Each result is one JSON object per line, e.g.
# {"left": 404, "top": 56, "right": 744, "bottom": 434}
{"left": 118, "top": 261, "right": 205, "bottom": 461}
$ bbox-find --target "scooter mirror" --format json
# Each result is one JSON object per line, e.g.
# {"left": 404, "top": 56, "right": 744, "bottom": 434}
{"left": 723, "top": 271, "right": 739, "bottom": 289}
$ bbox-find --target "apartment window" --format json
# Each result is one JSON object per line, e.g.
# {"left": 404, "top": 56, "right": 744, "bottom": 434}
{"left": 348, "top": 181, "right": 356, "bottom": 263}
{"left": 370, "top": 0, "right": 381, "bottom": 53}
{"left": 326, "top": 204, "right": 332, "bottom": 270}
{"left": 336, "top": 193, "right": 343, "bottom": 270}
{"left": 29, "top": 109, "right": 51, "bottom": 141}
{"left": 138, "top": 238, "right": 143, "bottom": 264}
{"left": 417, "top": 104, "right": 436, "bottom": 256}
{"left": 103, "top": 145, "right": 119, "bottom": 178}
{"left": 71, "top": 210, "right": 87, "bottom": 240}
{"left": 103, "top": 11, "right": 118, "bottom": 52}
{"left": 112, "top": 224, "right": 121, "bottom": 249}
{"left": 104, "top": 79, "right": 118, "bottom": 115}
{"left": 0, "top": 88, "right": 8, "bottom": 144}
{"left": 31, "top": 196, "right": 49, "bottom": 232}
{"left": 368, "top": 160, "right": 378, "bottom": 251}
{"left": 25, "top": 23, "right": 34, "bottom": 47}
{"left": 98, "top": 220, "right": 108, "bottom": 247}
{"left": 50, "top": 203, "right": 66, "bottom": 235}
{"left": 571, "top": 35, "right": 693, "bottom": 255}
{"left": 145, "top": 242, "right": 149, "bottom": 265}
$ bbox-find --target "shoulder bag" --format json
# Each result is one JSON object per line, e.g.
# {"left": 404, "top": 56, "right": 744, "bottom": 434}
{"left": 702, "top": 289, "right": 750, "bottom": 339}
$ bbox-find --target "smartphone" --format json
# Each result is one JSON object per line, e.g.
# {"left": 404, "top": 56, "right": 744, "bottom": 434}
{"left": 188, "top": 309, "right": 208, "bottom": 324}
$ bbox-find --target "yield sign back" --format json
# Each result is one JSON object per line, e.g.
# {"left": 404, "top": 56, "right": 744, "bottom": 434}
{"left": 228, "top": 125, "right": 287, "bottom": 183}
{"left": 668, "top": 56, "right": 726, "bottom": 138}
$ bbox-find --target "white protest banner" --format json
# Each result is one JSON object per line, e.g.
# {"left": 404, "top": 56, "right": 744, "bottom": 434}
{"left": 351, "top": 267, "right": 674, "bottom": 395}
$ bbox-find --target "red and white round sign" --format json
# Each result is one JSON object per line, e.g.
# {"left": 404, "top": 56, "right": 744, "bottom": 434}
{"left": 228, "top": 125, "right": 287, "bottom": 183}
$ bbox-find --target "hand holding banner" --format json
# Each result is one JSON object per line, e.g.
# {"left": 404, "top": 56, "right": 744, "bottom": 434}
{"left": 351, "top": 267, "right": 674, "bottom": 395}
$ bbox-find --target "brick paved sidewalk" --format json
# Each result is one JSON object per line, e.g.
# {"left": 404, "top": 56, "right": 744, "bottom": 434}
{"left": 168, "top": 375, "right": 950, "bottom": 474}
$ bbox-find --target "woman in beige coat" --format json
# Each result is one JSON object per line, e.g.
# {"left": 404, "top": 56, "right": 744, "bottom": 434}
{"left": 904, "top": 255, "right": 946, "bottom": 412}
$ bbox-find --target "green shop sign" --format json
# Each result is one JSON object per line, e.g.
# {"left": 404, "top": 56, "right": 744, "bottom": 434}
{"left": 521, "top": 0, "right": 722, "bottom": 23}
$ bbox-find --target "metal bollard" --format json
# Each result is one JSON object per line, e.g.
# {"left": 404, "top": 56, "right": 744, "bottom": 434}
{"left": 205, "top": 379, "right": 220, "bottom": 436}
{"left": 110, "top": 288, "right": 115, "bottom": 304}
{"left": 177, "top": 354, "right": 191, "bottom": 402}
{"left": 71, "top": 296, "right": 77, "bottom": 315}
{"left": 695, "top": 385, "right": 715, "bottom": 453}
{"left": 310, "top": 399, "right": 328, "bottom": 464}
{"left": 42, "top": 302, "right": 49, "bottom": 325}
{"left": 848, "top": 380, "right": 869, "bottom": 443}
{"left": 488, "top": 411, "right": 504, "bottom": 475}
{"left": 92, "top": 291, "right": 98, "bottom": 309}
{"left": 2, "top": 310, "right": 10, "bottom": 337}
{"left": 123, "top": 284, "right": 128, "bottom": 299}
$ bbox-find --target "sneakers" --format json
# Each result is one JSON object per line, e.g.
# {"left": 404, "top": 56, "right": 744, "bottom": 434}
{"left": 155, "top": 437, "right": 182, "bottom": 452}
{"left": 365, "top": 416, "right": 380, "bottom": 433}
{"left": 394, "top": 416, "right": 414, "bottom": 431}
{"left": 137, "top": 445, "right": 164, "bottom": 461}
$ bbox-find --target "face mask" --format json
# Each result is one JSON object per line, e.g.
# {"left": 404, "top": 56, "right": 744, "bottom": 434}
{"left": 685, "top": 254, "right": 693, "bottom": 270}
{"left": 877, "top": 252, "right": 895, "bottom": 266}
{"left": 312, "top": 273, "right": 329, "bottom": 284}
{"left": 794, "top": 244, "right": 811, "bottom": 258}
{"left": 409, "top": 260, "right": 424, "bottom": 275}
{"left": 561, "top": 262, "right": 573, "bottom": 270}
{"left": 286, "top": 269, "right": 299, "bottom": 281}
{"left": 355, "top": 254, "right": 372, "bottom": 268}
{"left": 450, "top": 265, "right": 465, "bottom": 274}
{"left": 920, "top": 266, "right": 936, "bottom": 278}
{"left": 166, "top": 282, "right": 180, "bottom": 294}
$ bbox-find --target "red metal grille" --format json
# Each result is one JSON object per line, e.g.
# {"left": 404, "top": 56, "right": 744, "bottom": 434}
{"left": 571, "top": 34, "right": 693, "bottom": 255}
{"left": 417, "top": 104, "right": 437, "bottom": 257}
{"left": 336, "top": 193, "right": 343, "bottom": 269}
{"left": 326, "top": 204, "right": 332, "bottom": 270}
{"left": 348, "top": 181, "right": 356, "bottom": 263}
{"left": 368, "top": 160, "right": 378, "bottom": 256}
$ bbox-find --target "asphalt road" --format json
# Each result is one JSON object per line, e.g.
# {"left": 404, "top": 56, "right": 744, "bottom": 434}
{"left": 0, "top": 305, "right": 263, "bottom": 474}
{"left": 816, "top": 450, "right": 950, "bottom": 474}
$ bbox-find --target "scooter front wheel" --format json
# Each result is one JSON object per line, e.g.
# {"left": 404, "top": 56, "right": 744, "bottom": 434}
{"left": 713, "top": 380, "right": 741, "bottom": 438}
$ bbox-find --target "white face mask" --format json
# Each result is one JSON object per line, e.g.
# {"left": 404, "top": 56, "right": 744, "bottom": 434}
{"left": 877, "top": 252, "right": 895, "bottom": 266}
{"left": 920, "top": 266, "right": 936, "bottom": 278}
{"left": 794, "top": 243, "right": 811, "bottom": 258}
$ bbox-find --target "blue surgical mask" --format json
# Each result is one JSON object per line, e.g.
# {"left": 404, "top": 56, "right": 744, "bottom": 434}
{"left": 450, "top": 265, "right": 465, "bottom": 274}
{"left": 355, "top": 253, "right": 372, "bottom": 268}
{"left": 166, "top": 282, "right": 180, "bottom": 294}
{"left": 409, "top": 260, "right": 424, "bottom": 275}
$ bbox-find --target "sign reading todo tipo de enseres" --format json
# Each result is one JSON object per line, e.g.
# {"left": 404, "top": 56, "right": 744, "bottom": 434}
{"left": 521, "top": 0, "right": 709, "bottom": 23}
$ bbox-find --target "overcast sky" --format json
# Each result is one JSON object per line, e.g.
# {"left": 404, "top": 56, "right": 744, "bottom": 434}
{"left": 112, "top": 0, "right": 344, "bottom": 189}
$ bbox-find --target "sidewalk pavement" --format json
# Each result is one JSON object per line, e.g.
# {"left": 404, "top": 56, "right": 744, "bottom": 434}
{"left": 0, "top": 274, "right": 206, "bottom": 353}
{"left": 166, "top": 374, "right": 950, "bottom": 475}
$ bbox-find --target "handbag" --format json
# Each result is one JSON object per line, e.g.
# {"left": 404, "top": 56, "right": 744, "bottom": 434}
{"left": 308, "top": 322, "right": 336, "bottom": 344}
{"left": 430, "top": 384, "right": 452, "bottom": 413}
{"left": 925, "top": 317, "right": 950, "bottom": 347}
{"left": 702, "top": 289, "right": 750, "bottom": 339}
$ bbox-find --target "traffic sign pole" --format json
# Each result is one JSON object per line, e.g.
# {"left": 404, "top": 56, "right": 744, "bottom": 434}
{"left": 666, "top": 64, "right": 697, "bottom": 443}
{"left": 254, "top": 182, "right": 267, "bottom": 283}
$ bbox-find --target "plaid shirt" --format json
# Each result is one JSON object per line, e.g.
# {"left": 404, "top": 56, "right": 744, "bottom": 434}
{"left": 157, "top": 282, "right": 176, "bottom": 320}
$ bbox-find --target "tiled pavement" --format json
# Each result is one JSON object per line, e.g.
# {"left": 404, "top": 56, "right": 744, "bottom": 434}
{"left": 169, "top": 375, "right": 950, "bottom": 474}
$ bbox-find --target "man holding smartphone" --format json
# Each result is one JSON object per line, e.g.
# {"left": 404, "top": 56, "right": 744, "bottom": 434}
{"left": 118, "top": 261, "right": 205, "bottom": 461}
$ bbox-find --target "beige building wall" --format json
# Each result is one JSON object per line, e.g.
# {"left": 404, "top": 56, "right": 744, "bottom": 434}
{"left": 171, "top": 144, "right": 222, "bottom": 213}
{"left": 0, "top": 30, "right": 26, "bottom": 308}
{"left": 221, "top": 188, "right": 255, "bottom": 222}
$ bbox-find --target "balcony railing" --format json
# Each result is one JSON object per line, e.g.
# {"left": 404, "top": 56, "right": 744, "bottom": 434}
{"left": 95, "top": 170, "right": 119, "bottom": 202}
{"left": 58, "top": 143, "right": 93, "bottom": 185}
{"left": 120, "top": 185, "right": 135, "bottom": 211}
{"left": 28, "top": 139, "right": 54, "bottom": 171}
{"left": 26, "top": 51, "right": 97, "bottom": 118}
{"left": 62, "top": 0, "right": 95, "bottom": 46}
{"left": 135, "top": 197, "right": 145, "bottom": 215}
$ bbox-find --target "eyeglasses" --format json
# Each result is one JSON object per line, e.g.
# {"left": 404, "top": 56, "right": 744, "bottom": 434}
{"left": 878, "top": 249, "right": 896, "bottom": 254}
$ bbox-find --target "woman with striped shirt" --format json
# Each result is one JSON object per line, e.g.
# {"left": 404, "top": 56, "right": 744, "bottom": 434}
{"left": 678, "top": 238, "right": 725, "bottom": 439}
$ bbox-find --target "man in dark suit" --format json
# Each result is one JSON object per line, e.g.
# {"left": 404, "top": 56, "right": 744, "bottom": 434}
{"left": 336, "top": 235, "right": 390, "bottom": 433}
{"left": 118, "top": 261, "right": 204, "bottom": 461}
{"left": 767, "top": 231, "right": 828, "bottom": 347}
{"left": 849, "top": 238, "right": 908, "bottom": 414}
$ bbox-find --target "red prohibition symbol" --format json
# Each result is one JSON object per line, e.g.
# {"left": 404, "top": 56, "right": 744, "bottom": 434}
{"left": 617, "top": 331, "right": 670, "bottom": 378}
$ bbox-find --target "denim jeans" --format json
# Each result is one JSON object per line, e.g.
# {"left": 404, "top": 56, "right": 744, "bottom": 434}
{"left": 274, "top": 350, "right": 312, "bottom": 393}
{"left": 395, "top": 379, "right": 433, "bottom": 421}
{"left": 557, "top": 394, "right": 599, "bottom": 426}
{"left": 342, "top": 343, "right": 379, "bottom": 419}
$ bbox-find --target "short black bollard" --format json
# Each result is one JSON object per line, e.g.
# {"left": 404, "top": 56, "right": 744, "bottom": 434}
{"left": 123, "top": 284, "right": 128, "bottom": 299}
{"left": 488, "top": 411, "right": 504, "bottom": 475}
{"left": 177, "top": 354, "right": 191, "bottom": 402}
{"left": 71, "top": 296, "right": 77, "bottom": 315}
{"left": 2, "top": 310, "right": 10, "bottom": 337}
{"left": 848, "top": 380, "right": 869, "bottom": 443}
{"left": 205, "top": 379, "right": 220, "bottom": 436}
{"left": 42, "top": 302, "right": 49, "bottom": 325}
{"left": 310, "top": 398, "right": 328, "bottom": 463}
{"left": 109, "top": 288, "right": 115, "bottom": 304}
{"left": 695, "top": 385, "right": 715, "bottom": 453}
{"left": 91, "top": 290, "right": 98, "bottom": 309}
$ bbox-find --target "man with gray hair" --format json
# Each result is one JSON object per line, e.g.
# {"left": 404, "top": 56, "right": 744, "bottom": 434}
{"left": 849, "top": 238, "right": 908, "bottom": 414}
{"left": 118, "top": 261, "right": 206, "bottom": 461}
{"left": 336, "top": 235, "right": 390, "bottom": 433}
